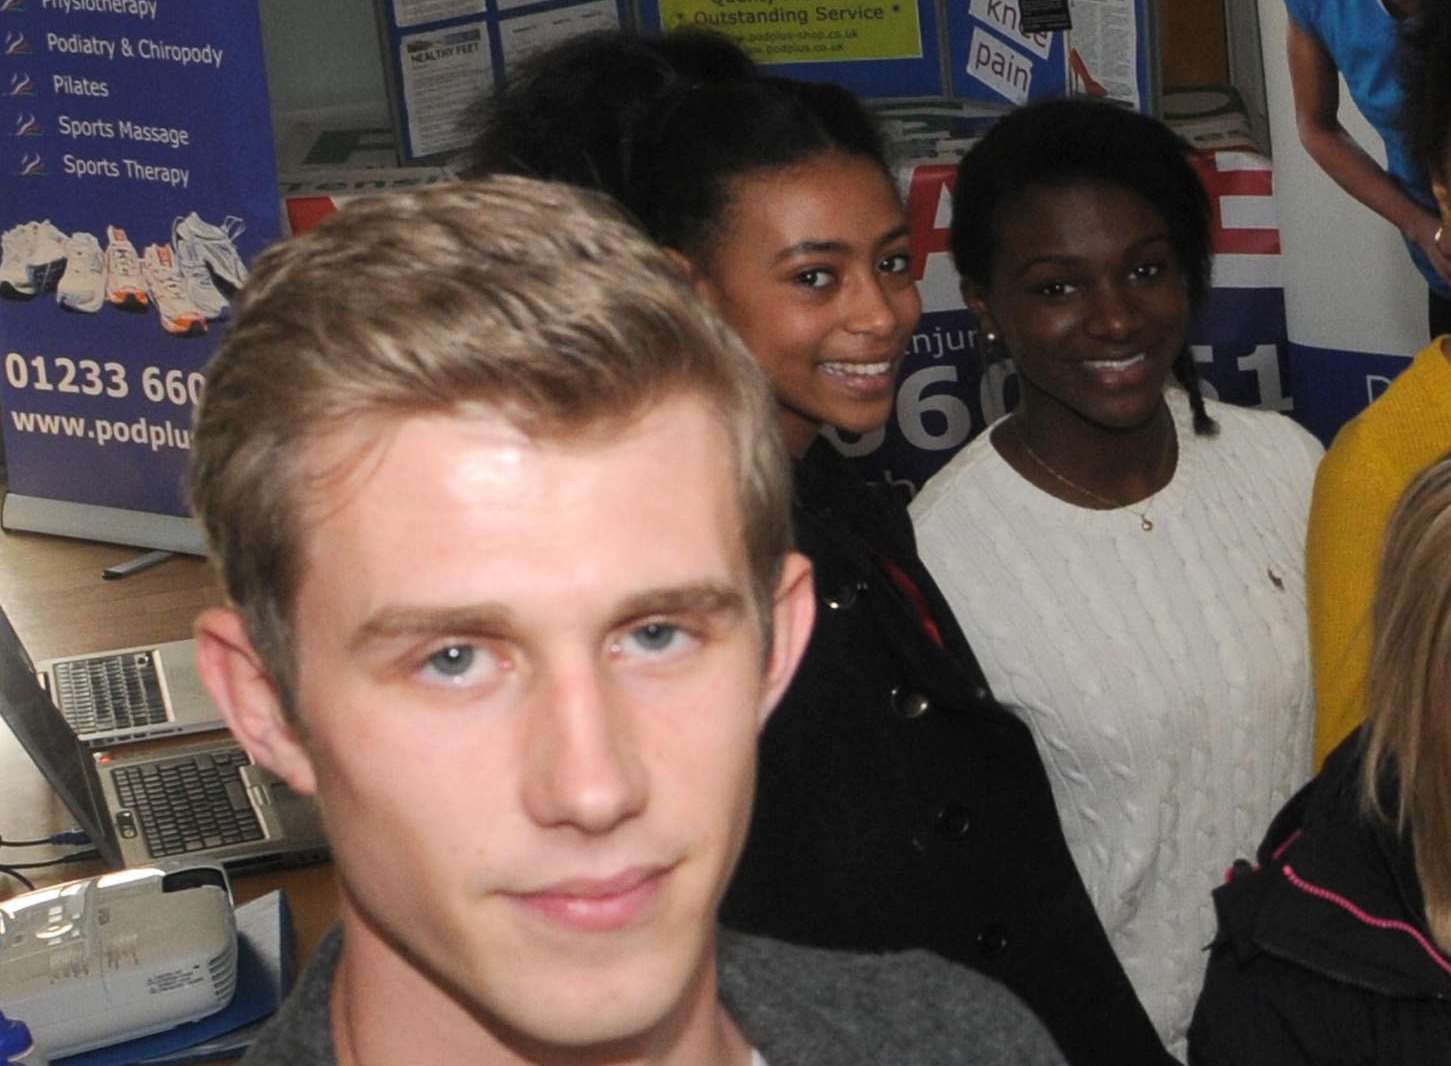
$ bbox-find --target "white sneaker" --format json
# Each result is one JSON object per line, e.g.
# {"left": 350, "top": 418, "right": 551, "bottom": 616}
{"left": 0, "top": 221, "right": 36, "bottom": 298}
{"left": 172, "top": 211, "right": 248, "bottom": 292}
{"left": 104, "top": 225, "right": 149, "bottom": 310}
{"left": 56, "top": 231, "right": 105, "bottom": 313}
{"left": 141, "top": 243, "right": 206, "bottom": 336}
{"left": 26, "top": 220, "right": 67, "bottom": 292}
{"left": 172, "top": 229, "right": 229, "bottom": 320}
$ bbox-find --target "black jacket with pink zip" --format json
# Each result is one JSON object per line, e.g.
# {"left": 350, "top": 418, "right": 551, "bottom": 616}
{"left": 1189, "top": 729, "right": 1451, "bottom": 1065}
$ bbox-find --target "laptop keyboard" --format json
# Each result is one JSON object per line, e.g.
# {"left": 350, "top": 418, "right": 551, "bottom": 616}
{"left": 53, "top": 652, "right": 168, "bottom": 734}
{"left": 111, "top": 749, "right": 265, "bottom": 858}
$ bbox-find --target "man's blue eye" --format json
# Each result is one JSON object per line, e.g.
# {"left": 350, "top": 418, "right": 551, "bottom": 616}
{"left": 633, "top": 623, "right": 678, "bottom": 651}
{"left": 428, "top": 645, "right": 474, "bottom": 677}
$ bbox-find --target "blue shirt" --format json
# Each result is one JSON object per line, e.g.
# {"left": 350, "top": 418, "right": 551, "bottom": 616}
{"left": 1283, "top": 0, "right": 1447, "bottom": 295}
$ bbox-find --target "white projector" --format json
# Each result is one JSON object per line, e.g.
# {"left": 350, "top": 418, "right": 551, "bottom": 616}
{"left": 0, "top": 864, "right": 237, "bottom": 1057}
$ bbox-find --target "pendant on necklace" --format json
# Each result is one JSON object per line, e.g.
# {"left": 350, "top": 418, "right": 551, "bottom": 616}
{"left": 1140, "top": 516, "right": 1154, "bottom": 532}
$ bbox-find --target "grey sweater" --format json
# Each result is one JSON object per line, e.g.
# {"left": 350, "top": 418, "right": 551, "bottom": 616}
{"left": 242, "top": 926, "right": 1066, "bottom": 1065}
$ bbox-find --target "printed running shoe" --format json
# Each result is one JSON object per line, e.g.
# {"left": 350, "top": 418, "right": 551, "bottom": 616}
{"left": 26, "top": 220, "right": 67, "bottom": 292}
{"left": 0, "top": 221, "right": 36, "bottom": 298}
{"left": 172, "top": 211, "right": 247, "bottom": 292}
{"left": 104, "top": 225, "right": 149, "bottom": 310}
{"left": 172, "top": 228, "right": 229, "bottom": 320}
{"left": 56, "top": 230, "right": 105, "bottom": 313}
{"left": 141, "top": 243, "right": 206, "bottom": 336}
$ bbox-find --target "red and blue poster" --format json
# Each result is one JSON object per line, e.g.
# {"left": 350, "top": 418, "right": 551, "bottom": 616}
{"left": 0, "top": 0, "right": 281, "bottom": 549}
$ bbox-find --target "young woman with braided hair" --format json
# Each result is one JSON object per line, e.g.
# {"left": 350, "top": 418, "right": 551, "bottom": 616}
{"left": 911, "top": 98, "right": 1322, "bottom": 1059}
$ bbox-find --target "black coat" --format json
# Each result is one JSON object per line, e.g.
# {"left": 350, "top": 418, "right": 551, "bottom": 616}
{"left": 721, "top": 442, "right": 1171, "bottom": 1066}
{"left": 1188, "top": 732, "right": 1451, "bottom": 1065}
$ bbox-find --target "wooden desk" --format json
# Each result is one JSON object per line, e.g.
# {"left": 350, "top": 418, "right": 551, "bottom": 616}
{"left": 0, "top": 522, "right": 338, "bottom": 1055}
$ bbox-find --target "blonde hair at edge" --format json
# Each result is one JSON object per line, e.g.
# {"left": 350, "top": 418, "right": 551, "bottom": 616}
{"left": 188, "top": 176, "right": 791, "bottom": 714}
{"left": 1361, "top": 451, "right": 1451, "bottom": 952}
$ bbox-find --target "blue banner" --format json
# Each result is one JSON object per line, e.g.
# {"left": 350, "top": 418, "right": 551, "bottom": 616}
{"left": 1, "top": 0, "right": 280, "bottom": 520}
{"left": 1286, "top": 343, "right": 1409, "bottom": 448}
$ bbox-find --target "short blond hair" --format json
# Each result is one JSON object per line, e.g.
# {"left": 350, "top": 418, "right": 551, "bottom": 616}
{"left": 189, "top": 177, "right": 790, "bottom": 707}
{"left": 1362, "top": 452, "right": 1451, "bottom": 951}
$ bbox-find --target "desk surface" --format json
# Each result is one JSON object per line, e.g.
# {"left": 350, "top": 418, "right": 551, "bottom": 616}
{"left": 0, "top": 521, "right": 338, "bottom": 1054}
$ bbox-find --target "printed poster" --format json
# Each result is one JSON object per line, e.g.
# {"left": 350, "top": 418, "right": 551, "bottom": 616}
{"left": 398, "top": 25, "right": 491, "bottom": 159}
{"left": 945, "top": 0, "right": 1067, "bottom": 105}
{"left": 943, "top": 0, "right": 1152, "bottom": 111}
{"left": 1066, "top": 0, "right": 1143, "bottom": 109}
{"left": 0, "top": 0, "right": 282, "bottom": 522}
{"left": 375, "top": 0, "right": 626, "bottom": 162}
{"left": 638, "top": 0, "right": 943, "bottom": 98}
{"left": 393, "top": 0, "right": 485, "bottom": 29}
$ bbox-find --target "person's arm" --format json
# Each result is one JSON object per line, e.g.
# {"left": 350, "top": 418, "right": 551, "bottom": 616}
{"left": 1287, "top": 18, "right": 1451, "bottom": 286}
{"left": 1305, "top": 435, "right": 1391, "bottom": 767}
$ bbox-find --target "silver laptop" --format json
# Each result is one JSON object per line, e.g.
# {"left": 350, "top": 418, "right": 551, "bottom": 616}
{"left": 0, "top": 606, "right": 327, "bottom": 873}
{"left": 35, "top": 637, "right": 224, "bottom": 746}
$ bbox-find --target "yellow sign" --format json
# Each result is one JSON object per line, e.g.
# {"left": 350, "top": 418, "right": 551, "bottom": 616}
{"left": 659, "top": 1, "right": 924, "bottom": 65}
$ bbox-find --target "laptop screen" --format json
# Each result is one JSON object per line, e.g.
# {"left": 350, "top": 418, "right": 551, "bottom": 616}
{"left": 0, "top": 608, "right": 118, "bottom": 865}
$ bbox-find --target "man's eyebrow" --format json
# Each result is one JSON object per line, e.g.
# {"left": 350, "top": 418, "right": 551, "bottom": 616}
{"left": 350, "top": 605, "right": 513, "bottom": 652}
{"left": 348, "top": 584, "right": 748, "bottom": 652}
{"left": 614, "top": 583, "right": 748, "bottom": 621}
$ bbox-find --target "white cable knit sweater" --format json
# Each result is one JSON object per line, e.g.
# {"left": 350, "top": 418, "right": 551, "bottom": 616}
{"left": 910, "top": 392, "right": 1321, "bottom": 1060}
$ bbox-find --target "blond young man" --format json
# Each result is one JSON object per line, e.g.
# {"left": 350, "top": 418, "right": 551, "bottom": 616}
{"left": 188, "top": 178, "right": 1065, "bottom": 1066}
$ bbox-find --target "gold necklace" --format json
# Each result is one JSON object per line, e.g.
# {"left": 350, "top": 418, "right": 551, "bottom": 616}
{"left": 1012, "top": 420, "right": 1173, "bottom": 532}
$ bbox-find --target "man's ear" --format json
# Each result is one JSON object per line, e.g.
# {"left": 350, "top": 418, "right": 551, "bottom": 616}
{"left": 193, "top": 607, "right": 317, "bottom": 795}
{"left": 758, "top": 551, "right": 815, "bottom": 726}
{"left": 663, "top": 246, "right": 695, "bottom": 280}
{"left": 664, "top": 247, "right": 720, "bottom": 308}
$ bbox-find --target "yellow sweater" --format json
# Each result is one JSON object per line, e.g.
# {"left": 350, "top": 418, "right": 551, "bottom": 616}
{"left": 1306, "top": 338, "right": 1451, "bottom": 766}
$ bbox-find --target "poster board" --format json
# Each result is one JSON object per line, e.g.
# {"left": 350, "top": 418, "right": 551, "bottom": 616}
{"left": 0, "top": 0, "right": 283, "bottom": 552}
{"left": 373, "top": 0, "right": 631, "bottom": 163}
{"left": 372, "top": 0, "right": 1159, "bottom": 162}
{"left": 637, "top": 0, "right": 1155, "bottom": 111}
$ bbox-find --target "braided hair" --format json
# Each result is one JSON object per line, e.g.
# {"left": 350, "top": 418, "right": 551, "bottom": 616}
{"left": 951, "top": 98, "right": 1218, "bottom": 437}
